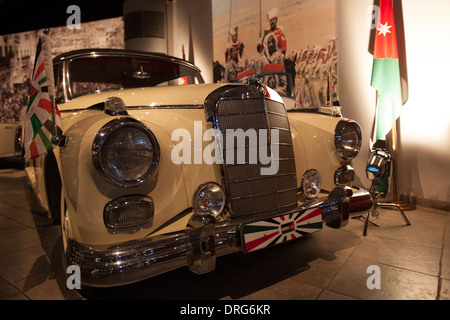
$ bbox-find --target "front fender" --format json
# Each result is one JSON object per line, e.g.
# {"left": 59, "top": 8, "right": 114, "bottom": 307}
{"left": 59, "top": 108, "right": 223, "bottom": 246}
{"left": 288, "top": 111, "right": 347, "bottom": 192}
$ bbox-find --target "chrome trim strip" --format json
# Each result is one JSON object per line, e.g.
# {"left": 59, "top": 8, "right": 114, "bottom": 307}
{"left": 126, "top": 105, "right": 204, "bottom": 110}
{"left": 59, "top": 105, "right": 204, "bottom": 113}
{"left": 227, "top": 172, "right": 296, "bottom": 184}
{"left": 66, "top": 232, "right": 192, "bottom": 287}
{"left": 230, "top": 186, "right": 297, "bottom": 201}
{"left": 53, "top": 49, "right": 201, "bottom": 73}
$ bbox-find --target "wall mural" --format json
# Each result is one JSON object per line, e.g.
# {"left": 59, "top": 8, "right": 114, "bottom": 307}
{"left": 1, "top": 0, "right": 338, "bottom": 123}
{"left": 0, "top": 17, "right": 124, "bottom": 123}
{"left": 212, "top": 0, "right": 338, "bottom": 109}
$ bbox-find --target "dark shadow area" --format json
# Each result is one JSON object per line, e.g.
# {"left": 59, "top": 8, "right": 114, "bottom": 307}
{"left": 0, "top": 165, "right": 81, "bottom": 300}
{"left": 0, "top": 157, "right": 24, "bottom": 170}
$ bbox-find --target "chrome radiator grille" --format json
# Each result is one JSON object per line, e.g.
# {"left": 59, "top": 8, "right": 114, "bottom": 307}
{"left": 215, "top": 92, "right": 298, "bottom": 218}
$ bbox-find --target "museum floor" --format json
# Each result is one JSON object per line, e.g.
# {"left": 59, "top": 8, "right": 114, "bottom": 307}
{"left": 0, "top": 159, "right": 449, "bottom": 301}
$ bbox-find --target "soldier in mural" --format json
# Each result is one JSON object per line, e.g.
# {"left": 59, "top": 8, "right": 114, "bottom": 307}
{"left": 224, "top": 45, "right": 249, "bottom": 83}
{"left": 257, "top": 7, "right": 287, "bottom": 57}
{"left": 225, "top": 29, "right": 246, "bottom": 65}
{"left": 290, "top": 38, "right": 339, "bottom": 109}
{"left": 312, "top": 48, "right": 328, "bottom": 107}
{"left": 295, "top": 49, "right": 308, "bottom": 107}
{"left": 255, "top": 33, "right": 287, "bottom": 94}
{"left": 259, "top": 33, "right": 284, "bottom": 67}
{"left": 213, "top": 60, "right": 225, "bottom": 83}
{"left": 325, "top": 37, "right": 339, "bottom": 105}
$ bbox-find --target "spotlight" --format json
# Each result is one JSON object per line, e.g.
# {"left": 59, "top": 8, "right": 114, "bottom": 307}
{"left": 366, "top": 140, "right": 391, "bottom": 181}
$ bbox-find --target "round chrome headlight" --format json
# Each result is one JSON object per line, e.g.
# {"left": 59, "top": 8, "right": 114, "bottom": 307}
{"left": 301, "top": 169, "right": 322, "bottom": 199}
{"left": 193, "top": 183, "right": 226, "bottom": 217}
{"left": 92, "top": 118, "right": 159, "bottom": 187}
{"left": 334, "top": 120, "right": 362, "bottom": 160}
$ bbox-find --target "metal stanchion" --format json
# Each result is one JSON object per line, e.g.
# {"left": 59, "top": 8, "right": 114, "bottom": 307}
{"left": 384, "top": 120, "right": 416, "bottom": 211}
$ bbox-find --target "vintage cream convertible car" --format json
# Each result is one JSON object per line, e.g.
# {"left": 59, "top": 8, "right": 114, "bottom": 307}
{"left": 25, "top": 49, "right": 372, "bottom": 287}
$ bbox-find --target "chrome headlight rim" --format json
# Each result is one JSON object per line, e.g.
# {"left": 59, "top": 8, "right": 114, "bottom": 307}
{"left": 301, "top": 169, "right": 322, "bottom": 199}
{"left": 92, "top": 118, "right": 160, "bottom": 187}
{"left": 334, "top": 119, "right": 362, "bottom": 160}
{"left": 334, "top": 165, "right": 355, "bottom": 186}
{"left": 193, "top": 182, "right": 226, "bottom": 218}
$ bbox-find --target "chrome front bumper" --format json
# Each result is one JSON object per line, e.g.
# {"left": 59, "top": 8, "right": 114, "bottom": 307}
{"left": 66, "top": 186, "right": 373, "bottom": 287}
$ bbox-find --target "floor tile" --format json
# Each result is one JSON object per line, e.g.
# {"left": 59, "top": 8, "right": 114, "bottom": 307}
{"left": 369, "top": 215, "right": 444, "bottom": 248}
{"left": 0, "top": 283, "right": 29, "bottom": 300}
{"left": 0, "top": 227, "right": 54, "bottom": 257}
{"left": 327, "top": 257, "right": 438, "bottom": 300}
{"left": 0, "top": 218, "right": 30, "bottom": 236}
{"left": 351, "top": 236, "right": 442, "bottom": 276}
{"left": 235, "top": 278, "right": 322, "bottom": 300}
{"left": 257, "top": 244, "right": 349, "bottom": 288}
{"left": 439, "top": 278, "right": 450, "bottom": 300}
{"left": 441, "top": 249, "right": 450, "bottom": 280}
{"left": 316, "top": 289, "right": 357, "bottom": 300}
{"left": 0, "top": 240, "right": 60, "bottom": 283}
{"left": 296, "top": 222, "right": 364, "bottom": 256}
{"left": 13, "top": 271, "right": 83, "bottom": 300}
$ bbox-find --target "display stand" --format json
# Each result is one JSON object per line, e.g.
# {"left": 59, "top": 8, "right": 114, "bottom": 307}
{"left": 361, "top": 138, "right": 411, "bottom": 236}
{"left": 363, "top": 175, "right": 411, "bottom": 236}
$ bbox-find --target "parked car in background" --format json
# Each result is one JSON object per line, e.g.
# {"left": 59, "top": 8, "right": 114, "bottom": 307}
{"left": 25, "top": 49, "right": 372, "bottom": 287}
{"left": 0, "top": 121, "right": 23, "bottom": 161}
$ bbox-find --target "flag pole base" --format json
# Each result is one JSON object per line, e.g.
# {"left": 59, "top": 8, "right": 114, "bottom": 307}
{"left": 382, "top": 201, "right": 416, "bottom": 211}
{"left": 51, "top": 135, "right": 68, "bottom": 147}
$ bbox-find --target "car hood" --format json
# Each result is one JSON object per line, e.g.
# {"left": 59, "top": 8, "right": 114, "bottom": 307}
{"left": 59, "top": 83, "right": 233, "bottom": 111}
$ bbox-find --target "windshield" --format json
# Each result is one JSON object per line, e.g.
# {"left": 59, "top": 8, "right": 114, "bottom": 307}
{"left": 62, "top": 55, "right": 203, "bottom": 101}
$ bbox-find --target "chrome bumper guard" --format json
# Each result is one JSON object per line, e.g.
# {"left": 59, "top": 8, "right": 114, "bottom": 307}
{"left": 66, "top": 186, "right": 372, "bottom": 287}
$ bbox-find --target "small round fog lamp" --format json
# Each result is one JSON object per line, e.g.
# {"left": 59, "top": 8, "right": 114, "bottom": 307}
{"left": 301, "top": 169, "right": 322, "bottom": 199}
{"left": 194, "top": 183, "right": 226, "bottom": 217}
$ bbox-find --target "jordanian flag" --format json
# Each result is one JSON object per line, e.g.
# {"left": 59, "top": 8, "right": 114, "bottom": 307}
{"left": 24, "top": 36, "right": 62, "bottom": 163}
{"left": 371, "top": 0, "right": 402, "bottom": 141}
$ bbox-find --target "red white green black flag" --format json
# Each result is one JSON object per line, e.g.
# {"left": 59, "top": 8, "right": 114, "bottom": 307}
{"left": 24, "top": 35, "right": 62, "bottom": 163}
{"left": 371, "top": 0, "right": 402, "bottom": 142}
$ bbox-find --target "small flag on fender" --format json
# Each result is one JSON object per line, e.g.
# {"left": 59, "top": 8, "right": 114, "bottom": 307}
{"left": 24, "top": 34, "right": 62, "bottom": 163}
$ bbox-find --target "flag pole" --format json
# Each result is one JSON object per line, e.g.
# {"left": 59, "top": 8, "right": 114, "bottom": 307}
{"left": 41, "top": 29, "right": 55, "bottom": 137}
{"left": 390, "top": 119, "right": 415, "bottom": 210}
{"left": 41, "top": 28, "right": 65, "bottom": 147}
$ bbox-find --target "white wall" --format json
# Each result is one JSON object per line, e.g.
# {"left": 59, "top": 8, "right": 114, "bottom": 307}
{"left": 124, "top": 0, "right": 167, "bottom": 54}
{"left": 167, "top": 0, "right": 214, "bottom": 83}
{"left": 337, "top": 0, "right": 450, "bottom": 208}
